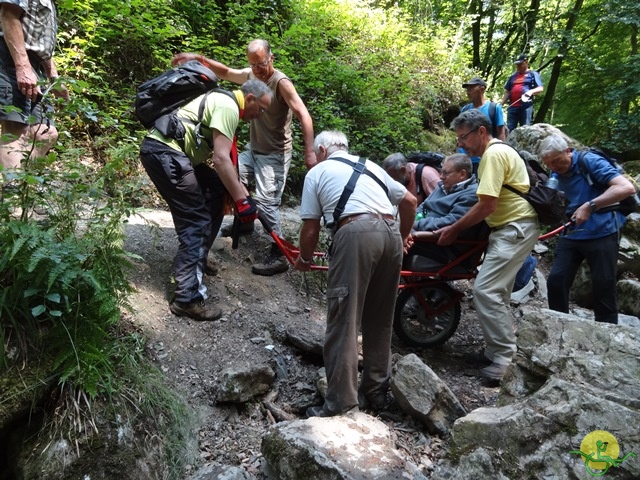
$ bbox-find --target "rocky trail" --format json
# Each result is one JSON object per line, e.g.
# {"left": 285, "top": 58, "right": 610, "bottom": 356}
{"left": 123, "top": 206, "right": 551, "bottom": 478}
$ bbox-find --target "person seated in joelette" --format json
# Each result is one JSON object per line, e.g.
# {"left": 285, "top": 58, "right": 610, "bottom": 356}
{"left": 413, "top": 153, "right": 479, "bottom": 233}
{"left": 406, "top": 153, "right": 488, "bottom": 271}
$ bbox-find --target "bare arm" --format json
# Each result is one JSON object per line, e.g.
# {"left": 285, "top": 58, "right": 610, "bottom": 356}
{"left": 171, "top": 52, "right": 250, "bottom": 85}
{"left": 527, "top": 86, "right": 544, "bottom": 97}
{"left": 210, "top": 130, "right": 247, "bottom": 202}
{"left": 397, "top": 191, "right": 417, "bottom": 246}
{"left": 496, "top": 125, "right": 507, "bottom": 141}
{"left": 0, "top": 4, "right": 39, "bottom": 101}
{"left": 572, "top": 175, "right": 636, "bottom": 225}
{"left": 294, "top": 218, "right": 321, "bottom": 271}
{"left": 435, "top": 194, "right": 497, "bottom": 245}
{"left": 501, "top": 90, "right": 510, "bottom": 105}
{"left": 277, "top": 79, "right": 317, "bottom": 169}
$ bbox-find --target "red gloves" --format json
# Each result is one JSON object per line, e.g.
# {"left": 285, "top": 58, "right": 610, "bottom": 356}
{"left": 235, "top": 196, "right": 258, "bottom": 223}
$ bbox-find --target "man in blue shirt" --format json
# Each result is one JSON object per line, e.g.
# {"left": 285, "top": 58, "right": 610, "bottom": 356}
{"left": 459, "top": 77, "right": 506, "bottom": 174}
{"left": 539, "top": 135, "right": 635, "bottom": 324}
{"left": 501, "top": 54, "right": 543, "bottom": 132}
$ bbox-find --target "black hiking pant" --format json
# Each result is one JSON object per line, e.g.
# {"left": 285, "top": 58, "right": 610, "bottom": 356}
{"left": 140, "top": 138, "right": 225, "bottom": 304}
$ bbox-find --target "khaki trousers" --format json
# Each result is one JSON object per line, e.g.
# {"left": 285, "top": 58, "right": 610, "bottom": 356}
{"left": 322, "top": 216, "right": 402, "bottom": 414}
{"left": 472, "top": 218, "right": 539, "bottom": 365}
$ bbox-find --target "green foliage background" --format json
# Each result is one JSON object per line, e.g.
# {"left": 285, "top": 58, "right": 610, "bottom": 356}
{"left": 0, "top": 0, "right": 638, "bottom": 474}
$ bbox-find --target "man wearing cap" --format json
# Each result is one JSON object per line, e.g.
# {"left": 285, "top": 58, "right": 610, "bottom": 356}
{"left": 460, "top": 77, "right": 506, "bottom": 174}
{"left": 501, "top": 54, "right": 543, "bottom": 132}
{"left": 461, "top": 76, "right": 537, "bottom": 300}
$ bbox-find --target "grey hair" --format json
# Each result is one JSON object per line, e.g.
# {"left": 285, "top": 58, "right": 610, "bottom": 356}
{"left": 247, "top": 39, "right": 272, "bottom": 56}
{"left": 445, "top": 153, "right": 472, "bottom": 176}
{"left": 314, "top": 130, "right": 349, "bottom": 155}
{"left": 450, "top": 109, "right": 492, "bottom": 136}
{"left": 539, "top": 135, "right": 569, "bottom": 158}
{"left": 241, "top": 79, "right": 272, "bottom": 101}
{"left": 382, "top": 153, "right": 407, "bottom": 172}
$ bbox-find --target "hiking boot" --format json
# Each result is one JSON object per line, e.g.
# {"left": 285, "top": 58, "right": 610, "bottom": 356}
{"left": 204, "top": 257, "right": 219, "bottom": 276}
{"left": 169, "top": 300, "right": 222, "bottom": 321}
{"left": 358, "top": 390, "right": 395, "bottom": 411}
{"left": 463, "top": 350, "right": 493, "bottom": 366}
{"left": 306, "top": 405, "right": 359, "bottom": 418}
{"left": 251, "top": 252, "right": 289, "bottom": 276}
{"left": 480, "top": 362, "right": 510, "bottom": 381}
{"left": 219, "top": 221, "right": 255, "bottom": 237}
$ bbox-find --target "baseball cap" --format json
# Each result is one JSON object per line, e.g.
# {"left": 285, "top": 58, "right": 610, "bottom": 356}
{"left": 514, "top": 54, "right": 528, "bottom": 64}
{"left": 462, "top": 77, "right": 487, "bottom": 88}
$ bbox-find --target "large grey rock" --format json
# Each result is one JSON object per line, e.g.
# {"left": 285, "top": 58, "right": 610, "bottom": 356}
{"left": 216, "top": 363, "right": 275, "bottom": 403}
{"left": 618, "top": 279, "right": 640, "bottom": 318}
{"left": 391, "top": 354, "right": 466, "bottom": 435}
{"left": 441, "top": 309, "right": 640, "bottom": 479}
{"left": 188, "top": 464, "right": 255, "bottom": 480}
{"left": 506, "top": 123, "right": 582, "bottom": 156}
{"left": 431, "top": 448, "right": 511, "bottom": 480}
{"left": 261, "top": 412, "right": 427, "bottom": 479}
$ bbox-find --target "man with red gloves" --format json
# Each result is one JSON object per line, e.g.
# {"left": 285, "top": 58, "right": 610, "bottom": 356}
{"left": 140, "top": 79, "right": 272, "bottom": 321}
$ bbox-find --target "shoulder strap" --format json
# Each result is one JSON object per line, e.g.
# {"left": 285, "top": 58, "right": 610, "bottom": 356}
{"left": 178, "top": 88, "right": 240, "bottom": 150}
{"left": 487, "top": 140, "right": 532, "bottom": 193}
{"left": 488, "top": 102, "right": 498, "bottom": 138}
{"left": 415, "top": 163, "right": 425, "bottom": 197}
{"left": 329, "top": 157, "right": 389, "bottom": 194}
{"left": 329, "top": 157, "right": 389, "bottom": 227}
{"left": 577, "top": 150, "right": 597, "bottom": 187}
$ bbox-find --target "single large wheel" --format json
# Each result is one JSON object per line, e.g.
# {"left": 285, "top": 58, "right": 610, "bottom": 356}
{"left": 393, "top": 283, "right": 461, "bottom": 347}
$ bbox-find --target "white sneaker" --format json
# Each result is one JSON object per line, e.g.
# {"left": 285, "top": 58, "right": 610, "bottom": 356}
{"left": 510, "top": 278, "right": 535, "bottom": 303}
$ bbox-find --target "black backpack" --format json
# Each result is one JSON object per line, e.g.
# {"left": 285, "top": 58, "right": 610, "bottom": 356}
{"left": 489, "top": 142, "right": 568, "bottom": 226}
{"left": 135, "top": 60, "right": 221, "bottom": 128}
{"left": 135, "top": 60, "right": 238, "bottom": 147}
{"left": 577, "top": 148, "right": 640, "bottom": 216}
{"left": 407, "top": 151, "right": 445, "bottom": 198}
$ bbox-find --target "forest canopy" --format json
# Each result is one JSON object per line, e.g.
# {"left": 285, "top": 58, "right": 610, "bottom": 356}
{"left": 54, "top": 0, "right": 639, "bottom": 171}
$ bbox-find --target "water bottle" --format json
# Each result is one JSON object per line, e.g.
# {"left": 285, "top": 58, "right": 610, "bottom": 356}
{"left": 545, "top": 174, "right": 559, "bottom": 190}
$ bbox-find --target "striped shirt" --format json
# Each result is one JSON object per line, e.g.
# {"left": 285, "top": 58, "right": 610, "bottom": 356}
{"left": 0, "top": 0, "right": 57, "bottom": 61}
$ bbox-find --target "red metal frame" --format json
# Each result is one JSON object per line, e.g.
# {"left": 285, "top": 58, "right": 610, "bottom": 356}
{"left": 259, "top": 214, "right": 572, "bottom": 278}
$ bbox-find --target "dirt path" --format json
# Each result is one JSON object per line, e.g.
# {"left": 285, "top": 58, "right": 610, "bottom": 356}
{"left": 123, "top": 207, "right": 534, "bottom": 477}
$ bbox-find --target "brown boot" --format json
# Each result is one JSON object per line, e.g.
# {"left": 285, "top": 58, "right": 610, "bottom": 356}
{"left": 170, "top": 301, "right": 222, "bottom": 321}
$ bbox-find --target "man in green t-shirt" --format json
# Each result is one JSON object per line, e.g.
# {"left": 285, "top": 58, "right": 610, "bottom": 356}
{"left": 140, "top": 79, "right": 272, "bottom": 321}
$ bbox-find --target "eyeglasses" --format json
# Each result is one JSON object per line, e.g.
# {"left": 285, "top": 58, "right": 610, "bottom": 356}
{"left": 440, "top": 169, "right": 456, "bottom": 177}
{"left": 457, "top": 128, "right": 478, "bottom": 143}
{"left": 249, "top": 59, "right": 271, "bottom": 70}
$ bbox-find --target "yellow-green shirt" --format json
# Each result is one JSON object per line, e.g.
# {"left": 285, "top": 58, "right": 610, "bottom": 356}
{"left": 477, "top": 140, "right": 536, "bottom": 228}
{"left": 147, "top": 90, "right": 243, "bottom": 166}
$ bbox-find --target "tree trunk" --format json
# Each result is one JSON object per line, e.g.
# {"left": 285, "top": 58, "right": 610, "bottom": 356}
{"left": 535, "top": 0, "right": 584, "bottom": 123}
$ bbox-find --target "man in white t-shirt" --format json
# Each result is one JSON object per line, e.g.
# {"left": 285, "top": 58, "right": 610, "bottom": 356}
{"left": 295, "top": 130, "right": 416, "bottom": 417}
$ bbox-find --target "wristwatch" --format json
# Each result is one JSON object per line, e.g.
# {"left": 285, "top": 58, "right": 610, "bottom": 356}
{"left": 589, "top": 200, "right": 597, "bottom": 212}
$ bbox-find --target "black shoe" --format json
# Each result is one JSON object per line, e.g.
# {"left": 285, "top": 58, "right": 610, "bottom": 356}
{"left": 463, "top": 351, "right": 493, "bottom": 366}
{"left": 306, "top": 405, "right": 359, "bottom": 418}
{"left": 220, "top": 221, "right": 255, "bottom": 237}
{"left": 170, "top": 300, "right": 222, "bottom": 321}
{"left": 204, "top": 257, "right": 219, "bottom": 276}
{"left": 358, "top": 391, "right": 395, "bottom": 411}
{"left": 251, "top": 252, "right": 289, "bottom": 276}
